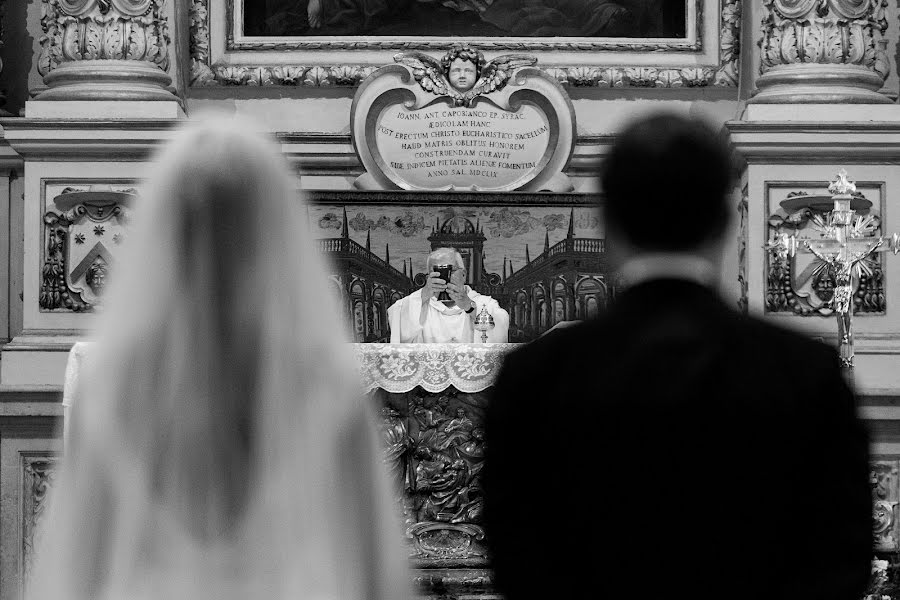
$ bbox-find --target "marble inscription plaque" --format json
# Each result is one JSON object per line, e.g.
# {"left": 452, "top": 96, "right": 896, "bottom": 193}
{"left": 351, "top": 46, "right": 576, "bottom": 192}
{"left": 376, "top": 102, "right": 549, "bottom": 190}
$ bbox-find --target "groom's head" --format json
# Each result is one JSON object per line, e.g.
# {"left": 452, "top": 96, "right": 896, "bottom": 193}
{"left": 600, "top": 113, "right": 735, "bottom": 259}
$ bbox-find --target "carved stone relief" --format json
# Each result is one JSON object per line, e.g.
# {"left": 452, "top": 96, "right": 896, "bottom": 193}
{"left": 41, "top": 185, "right": 133, "bottom": 312}
{"left": 36, "top": 0, "right": 174, "bottom": 101}
{"left": 872, "top": 459, "right": 899, "bottom": 551}
{"left": 22, "top": 455, "right": 59, "bottom": 588}
{"left": 375, "top": 388, "right": 488, "bottom": 563}
{"left": 764, "top": 183, "right": 885, "bottom": 316}
{"left": 754, "top": 0, "right": 891, "bottom": 103}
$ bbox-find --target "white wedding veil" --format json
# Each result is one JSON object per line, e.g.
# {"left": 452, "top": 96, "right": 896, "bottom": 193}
{"left": 28, "top": 118, "right": 411, "bottom": 600}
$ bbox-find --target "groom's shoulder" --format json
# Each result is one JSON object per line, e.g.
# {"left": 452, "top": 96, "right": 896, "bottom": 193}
{"left": 504, "top": 319, "right": 601, "bottom": 370}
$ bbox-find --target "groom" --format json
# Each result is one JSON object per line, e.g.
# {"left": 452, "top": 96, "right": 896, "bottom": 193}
{"left": 482, "top": 113, "right": 871, "bottom": 600}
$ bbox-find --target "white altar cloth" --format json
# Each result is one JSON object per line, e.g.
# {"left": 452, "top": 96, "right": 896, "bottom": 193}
{"left": 62, "top": 342, "right": 521, "bottom": 445}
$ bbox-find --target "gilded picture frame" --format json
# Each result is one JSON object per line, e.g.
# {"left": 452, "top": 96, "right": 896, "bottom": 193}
{"left": 189, "top": 0, "right": 740, "bottom": 88}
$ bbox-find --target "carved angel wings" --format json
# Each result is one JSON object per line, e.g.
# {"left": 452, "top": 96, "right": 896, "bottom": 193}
{"left": 394, "top": 51, "right": 537, "bottom": 108}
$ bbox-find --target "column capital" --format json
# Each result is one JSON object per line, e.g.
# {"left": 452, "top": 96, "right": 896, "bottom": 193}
{"left": 35, "top": 0, "right": 176, "bottom": 103}
{"left": 751, "top": 0, "right": 892, "bottom": 104}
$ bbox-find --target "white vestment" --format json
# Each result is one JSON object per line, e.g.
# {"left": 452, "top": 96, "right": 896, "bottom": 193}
{"left": 387, "top": 287, "right": 510, "bottom": 343}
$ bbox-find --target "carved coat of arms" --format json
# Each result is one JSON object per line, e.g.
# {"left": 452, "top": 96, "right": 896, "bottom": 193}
{"left": 40, "top": 186, "right": 133, "bottom": 311}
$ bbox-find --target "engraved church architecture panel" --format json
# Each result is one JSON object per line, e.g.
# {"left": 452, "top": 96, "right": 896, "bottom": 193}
{"left": 309, "top": 200, "right": 608, "bottom": 342}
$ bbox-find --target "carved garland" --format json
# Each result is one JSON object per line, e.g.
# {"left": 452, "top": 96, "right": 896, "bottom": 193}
{"left": 190, "top": 0, "right": 741, "bottom": 88}
{"left": 38, "top": 0, "right": 170, "bottom": 77}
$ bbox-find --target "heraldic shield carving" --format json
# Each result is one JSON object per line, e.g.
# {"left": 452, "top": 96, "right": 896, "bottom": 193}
{"left": 351, "top": 43, "right": 576, "bottom": 193}
{"left": 765, "top": 181, "right": 886, "bottom": 317}
{"left": 40, "top": 185, "right": 133, "bottom": 312}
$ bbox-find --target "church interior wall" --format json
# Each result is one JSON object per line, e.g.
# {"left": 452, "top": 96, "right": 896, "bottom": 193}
{"left": 1, "top": 1, "right": 900, "bottom": 596}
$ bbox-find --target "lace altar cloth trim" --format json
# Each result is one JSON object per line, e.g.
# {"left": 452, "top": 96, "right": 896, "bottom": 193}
{"left": 354, "top": 343, "right": 519, "bottom": 393}
{"left": 65, "top": 342, "right": 517, "bottom": 398}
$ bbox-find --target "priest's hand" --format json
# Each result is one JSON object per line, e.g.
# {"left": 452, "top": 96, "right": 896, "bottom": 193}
{"left": 447, "top": 278, "right": 473, "bottom": 312}
{"left": 422, "top": 271, "right": 447, "bottom": 303}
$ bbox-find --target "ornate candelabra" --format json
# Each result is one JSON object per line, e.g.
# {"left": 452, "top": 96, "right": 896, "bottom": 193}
{"left": 768, "top": 170, "right": 900, "bottom": 369}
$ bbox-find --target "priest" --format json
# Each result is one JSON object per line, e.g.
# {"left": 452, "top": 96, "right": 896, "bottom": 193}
{"left": 388, "top": 248, "right": 509, "bottom": 343}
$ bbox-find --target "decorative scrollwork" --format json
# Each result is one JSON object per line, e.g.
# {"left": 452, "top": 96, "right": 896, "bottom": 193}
{"left": 189, "top": 0, "right": 741, "bottom": 89}
{"left": 38, "top": 0, "right": 169, "bottom": 76}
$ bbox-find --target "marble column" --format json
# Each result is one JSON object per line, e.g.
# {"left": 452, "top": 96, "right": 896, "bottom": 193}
{"left": 35, "top": 0, "right": 175, "bottom": 102}
{"left": 752, "top": 0, "right": 891, "bottom": 103}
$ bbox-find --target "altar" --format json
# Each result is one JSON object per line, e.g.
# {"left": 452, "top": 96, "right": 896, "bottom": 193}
{"left": 60, "top": 342, "right": 515, "bottom": 598}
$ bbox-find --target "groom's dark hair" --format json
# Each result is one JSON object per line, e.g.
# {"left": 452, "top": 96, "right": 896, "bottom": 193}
{"left": 601, "top": 113, "right": 736, "bottom": 252}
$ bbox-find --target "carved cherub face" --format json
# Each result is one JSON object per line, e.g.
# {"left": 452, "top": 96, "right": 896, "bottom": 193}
{"left": 448, "top": 58, "right": 477, "bottom": 93}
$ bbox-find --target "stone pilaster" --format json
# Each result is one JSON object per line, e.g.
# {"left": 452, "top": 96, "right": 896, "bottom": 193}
{"left": 35, "top": 0, "right": 175, "bottom": 103}
{"left": 752, "top": 0, "right": 891, "bottom": 103}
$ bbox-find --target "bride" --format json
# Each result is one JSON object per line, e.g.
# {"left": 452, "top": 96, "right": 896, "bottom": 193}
{"left": 28, "top": 118, "right": 412, "bottom": 600}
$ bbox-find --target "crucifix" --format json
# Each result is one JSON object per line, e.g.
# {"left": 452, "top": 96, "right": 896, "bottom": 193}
{"left": 768, "top": 170, "right": 900, "bottom": 369}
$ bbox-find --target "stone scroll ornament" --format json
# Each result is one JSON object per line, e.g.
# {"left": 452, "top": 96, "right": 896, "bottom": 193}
{"left": 754, "top": 0, "right": 891, "bottom": 103}
{"left": 351, "top": 44, "right": 576, "bottom": 193}
{"left": 37, "top": 0, "right": 174, "bottom": 101}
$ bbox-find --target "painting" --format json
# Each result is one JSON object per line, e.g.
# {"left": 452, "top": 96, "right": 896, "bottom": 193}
{"left": 243, "top": 0, "right": 688, "bottom": 39}
{"left": 308, "top": 193, "right": 610, "bottom": 342}
{"left": 190, "top": 0, "right": 740, "bottom": 88}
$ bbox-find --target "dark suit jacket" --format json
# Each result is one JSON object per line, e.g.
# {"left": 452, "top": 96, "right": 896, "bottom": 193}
{"left": 483, "top": 279, "right": 871, "bottom": 600}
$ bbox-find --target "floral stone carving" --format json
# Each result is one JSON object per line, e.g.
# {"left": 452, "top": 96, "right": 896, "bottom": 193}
{"left": 37, "top": 0, "right": 175, "bottom": 101}
{"left": 753, "top": 0, "right": 891, "bottom": 103}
